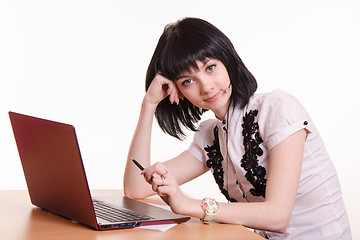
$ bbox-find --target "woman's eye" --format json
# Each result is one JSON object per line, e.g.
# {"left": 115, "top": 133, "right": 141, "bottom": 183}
{"left": 182, "top": 79, "right": 193, "bottom": 86}
{"left": 206, "top": 64, "right": 216, "bottom": 72}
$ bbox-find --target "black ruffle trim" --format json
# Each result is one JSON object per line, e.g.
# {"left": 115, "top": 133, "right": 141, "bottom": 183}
{"left": 204, "top": 109, "right": 267, "bottom": 200}
{"left": 241, "top": 109, "right": 267, "bottom": 197}
{"left": 205, "top": 126, "right": 237, "bottom": 202}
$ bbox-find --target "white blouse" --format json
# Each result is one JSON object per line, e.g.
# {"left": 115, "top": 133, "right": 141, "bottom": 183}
{"left": 188, "top": 90, "right": 351, "bottom": 239}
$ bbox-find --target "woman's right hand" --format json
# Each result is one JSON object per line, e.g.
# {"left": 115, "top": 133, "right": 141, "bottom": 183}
{"left": 144, "top": 73, "right": 182, "bottom": 107}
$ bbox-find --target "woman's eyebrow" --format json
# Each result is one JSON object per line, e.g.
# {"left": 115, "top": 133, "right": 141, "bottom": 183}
{"left": 176, "top": 59, "right": 211, "bottom": 80}
{"left": 176, "top": 70, "right": 194, "bottom": 80}
{"left": 200, "top": 59, "right": 211, "bottom": 69}
{"left": 175, "top": 73, "right": 190, "bottom": 81}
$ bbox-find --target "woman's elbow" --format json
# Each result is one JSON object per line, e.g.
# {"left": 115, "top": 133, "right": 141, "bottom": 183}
{"left": 123, "top": 188, "right": 137, "bottom": 199}
{"left": 273, "top": 221, "right": 289, "bottom": 234}
{"left": 268, "top": 213, "right": 291, "bottom": 234}
{"left": 123, "top": 185, "right": 154, "bottom": 199}
{"left": 124, "top": 191, "right": 145, "bottom": 200}
{"left": 123, "top": 187, "right": 145, "bottom": 199}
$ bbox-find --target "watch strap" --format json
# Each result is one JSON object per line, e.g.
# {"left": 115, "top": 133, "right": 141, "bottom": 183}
{"left": 201, "top": 212, "right": 216, "bottom": 224}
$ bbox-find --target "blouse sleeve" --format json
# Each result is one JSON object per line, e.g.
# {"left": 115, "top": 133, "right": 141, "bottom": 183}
{"left": 257, "top": 90, "right": 314, "bottom": 151}
{"left": 187, "top": 119, "right": 217, "bottom": 166}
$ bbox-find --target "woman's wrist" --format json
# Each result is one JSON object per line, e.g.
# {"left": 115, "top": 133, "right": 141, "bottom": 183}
{"left": 173, "top": 196, "right": 204, "bottom": 218}
{"left": 142, "top": 96, "right": 158, "bottom": 113}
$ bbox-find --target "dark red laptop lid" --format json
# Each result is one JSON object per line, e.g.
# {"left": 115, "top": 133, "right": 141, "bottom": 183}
{"left": 9, "top": 112, "right": 98, "bottom": 229}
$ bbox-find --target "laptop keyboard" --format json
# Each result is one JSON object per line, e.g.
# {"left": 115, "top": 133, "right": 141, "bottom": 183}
{"left": 93, "top": 200, "right": 153, "bottom": 223}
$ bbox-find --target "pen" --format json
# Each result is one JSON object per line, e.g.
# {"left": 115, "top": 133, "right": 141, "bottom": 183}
{"left": 130, "top": 156, "right": 144, "bottom": 171}
{"left": 130, "top": 156, "right": 154, "bottom": 182}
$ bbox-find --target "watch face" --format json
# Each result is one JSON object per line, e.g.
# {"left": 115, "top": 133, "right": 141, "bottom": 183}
{"left": 202, "top": 198, "right": 218, "bottom": 214}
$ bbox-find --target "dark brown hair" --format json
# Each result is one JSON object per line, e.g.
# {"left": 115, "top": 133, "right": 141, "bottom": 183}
{"left": 146, "top": 18, "right": 257, "bottom": 139}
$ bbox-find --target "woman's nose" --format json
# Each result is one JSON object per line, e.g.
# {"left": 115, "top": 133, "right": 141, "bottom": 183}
{"left": 199, "top": 77, "right": 214, "bottom": 94}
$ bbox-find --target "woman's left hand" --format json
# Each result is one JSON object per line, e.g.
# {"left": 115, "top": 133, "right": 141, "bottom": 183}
{"left": 141, "top": 162, "right": 189, "bottom": 214}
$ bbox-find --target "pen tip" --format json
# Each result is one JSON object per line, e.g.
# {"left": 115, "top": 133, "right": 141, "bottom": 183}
{"left": 129, "top": 156, "right": 134, "bottom": 161}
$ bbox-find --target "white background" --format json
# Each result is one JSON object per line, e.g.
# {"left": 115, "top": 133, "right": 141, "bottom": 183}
{"left": 1, "top": 0, "right": 359, "bottom": 238}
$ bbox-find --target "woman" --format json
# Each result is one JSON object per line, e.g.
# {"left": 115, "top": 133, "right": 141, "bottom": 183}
{"left": 123, "top": 17, "right": 351, "bottom": 239}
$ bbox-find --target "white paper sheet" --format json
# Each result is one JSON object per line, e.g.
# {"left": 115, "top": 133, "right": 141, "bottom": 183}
{"left": 135, "top": 204, "right": 178, "bottom": 232}
{"left": 136, "top": 223, "right": 178, "bottom": 231}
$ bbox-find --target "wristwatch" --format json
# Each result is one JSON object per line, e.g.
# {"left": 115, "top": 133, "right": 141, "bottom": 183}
{"left": 200, "top": 198, "right": 219, "bottom": 224}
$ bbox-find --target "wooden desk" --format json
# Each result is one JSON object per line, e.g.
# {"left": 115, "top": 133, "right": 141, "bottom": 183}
{"left": 1, "top": 190, "right": 264, "bottom": 240}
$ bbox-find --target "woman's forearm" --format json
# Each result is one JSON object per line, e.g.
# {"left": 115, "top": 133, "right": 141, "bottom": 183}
{"left": 123, "top": 98, "right": 157, "bottom": 198}
{"left": 177, "top": 197, "right": 289, "bottom": 234}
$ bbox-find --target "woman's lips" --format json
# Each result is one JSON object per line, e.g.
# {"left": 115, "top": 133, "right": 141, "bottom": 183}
{"left": 205, "top": 91, "right": 220, "bottom": 102}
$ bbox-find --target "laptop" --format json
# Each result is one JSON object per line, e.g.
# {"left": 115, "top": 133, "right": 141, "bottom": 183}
{"left": 8, "top": 111, "right": 190, "bottom": 230}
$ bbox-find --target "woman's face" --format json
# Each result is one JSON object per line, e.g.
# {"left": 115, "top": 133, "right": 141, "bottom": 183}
{"left": 175, "top": 58, "right": 232, "bottom": 120}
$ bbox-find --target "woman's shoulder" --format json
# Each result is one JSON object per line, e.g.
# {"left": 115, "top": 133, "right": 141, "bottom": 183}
{"left": 187, "top": 118, "right": 218, "bottom": 161}
{"left": 251, "top": 89, "right": 313, "bottom": 150}
{"left": 190, "top": 118, "right": 220, "bottom": 145}
{"left": 197, "top": 118, "right": 218, "bottom": 132}
{"left": 246, "top": 89, "right": 304, "bottom": 114}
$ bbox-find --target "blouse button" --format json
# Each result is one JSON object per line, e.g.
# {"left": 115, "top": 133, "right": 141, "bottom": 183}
{"left": 235, "top": 180, "right": 240, "bottom": 185}
{"left": 303, "top": 121, "right": 308, "bottom": 125}
{"left": 222, "top": 120, "right": 226, "bottom": 124}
